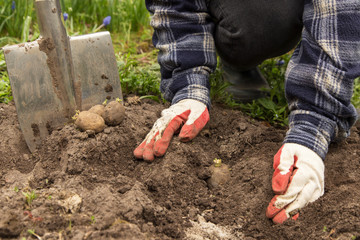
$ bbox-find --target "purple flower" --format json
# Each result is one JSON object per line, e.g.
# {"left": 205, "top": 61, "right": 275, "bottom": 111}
{"left": 63, "top": 12, "right": 68, "bottom": 21}
{"left": 277, "top": 60, "right": 285, "bottom": 66}
{"left": 11, "top": 1, "right": 15, "bottom": 11}
{"left": 102, "top": 16, "right": 111, "bottom": 27}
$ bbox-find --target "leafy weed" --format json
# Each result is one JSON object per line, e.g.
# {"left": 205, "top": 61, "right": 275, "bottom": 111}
{"left": 22, "top": 190, "right": 37, "bottom": 209}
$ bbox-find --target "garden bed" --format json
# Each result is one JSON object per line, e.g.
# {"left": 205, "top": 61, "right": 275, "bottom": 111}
{"left": 0, "top": 98, "right": 359, "bottom": 239}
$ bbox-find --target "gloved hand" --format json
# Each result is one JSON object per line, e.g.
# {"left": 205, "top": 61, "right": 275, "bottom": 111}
{"left": 266, "top": 143, "right": 324, "bottom": 224}
{"left": 133, "top": 99, "right": 209, "bottom": 161}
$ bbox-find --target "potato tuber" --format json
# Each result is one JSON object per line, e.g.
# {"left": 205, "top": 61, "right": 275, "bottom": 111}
{"left": 104, "top": 100, "right": 125, "bottom": 126}
{"left": 74, "top": 111, "right": 105, "bottom": 133}
{"left": 207, "top": 158, "right": 230, "bottom": 189}
{"left": 88, "top": 104, "right": 105, "bottom": 118}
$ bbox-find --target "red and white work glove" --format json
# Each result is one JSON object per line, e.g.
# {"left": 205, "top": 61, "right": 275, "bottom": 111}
{"left": 266, "top": 143, "right": 325, "bottom": 224}
{"left": 133, "top": 99, "right": 209, "bottom": 161}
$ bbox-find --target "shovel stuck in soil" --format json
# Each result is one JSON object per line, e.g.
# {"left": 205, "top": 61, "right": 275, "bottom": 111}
{"left": 2, "top": 0, "right": 122, "bottom": 152}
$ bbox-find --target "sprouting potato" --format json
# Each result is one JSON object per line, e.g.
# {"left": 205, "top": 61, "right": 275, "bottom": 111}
{"left": 104, "top": 100, "right": 125, "bottom": 126}
{"left": 74, "top": 111, "right": 105, "bottom": 133}
{"left": 88, "top": 104, "right": 105, "bottom": 118}
{"left": 207, "top": 158, "right": 230, "bottom": 189}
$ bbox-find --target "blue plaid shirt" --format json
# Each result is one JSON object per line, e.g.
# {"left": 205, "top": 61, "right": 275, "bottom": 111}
{"left": 146, "top": 0, "right": 360, "bottom": 160}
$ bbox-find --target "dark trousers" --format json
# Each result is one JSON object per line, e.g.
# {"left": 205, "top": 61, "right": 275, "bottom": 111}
{"left": 208, "top": 0, "right": 304, "bottom": 70}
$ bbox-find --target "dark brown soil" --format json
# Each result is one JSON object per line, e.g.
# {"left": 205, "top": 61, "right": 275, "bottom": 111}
{"left": 0, "top": 98, "right": 359, "bottom": 240}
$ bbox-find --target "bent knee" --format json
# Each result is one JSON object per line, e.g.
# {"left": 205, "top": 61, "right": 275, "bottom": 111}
{"left": 209, "top": 0, "right": 304, "bottom": 69}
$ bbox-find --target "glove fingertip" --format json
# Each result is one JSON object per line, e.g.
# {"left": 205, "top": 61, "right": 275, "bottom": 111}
{"left": 179, "top": 124, "right": 197, "bottom": 142}
{"left": 133, "top": 142, "right": 146, "bottom": 159}
{"left": 179, "top": 109, "right": 209, "bottom": 142}
{"left": 266, "top": 196, "right": 282, "bottom": 219}
{"left": 154, "top": 140, "right": 169, "bottom": 157}
{"left": 272, "top": 209, "right": 289, "bottom": 224}
{"left": 143, "top": 149, "right": 155, "bottom": 162}
{"left": 133, "top": 149, "right": 143, "bottom": 159}
{"left": 143, "top": 140, "right": 156, "bottom": 162}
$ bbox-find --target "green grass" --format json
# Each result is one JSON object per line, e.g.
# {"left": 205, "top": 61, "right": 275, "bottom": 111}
{"left": 60, "top": 0, "right": 149, "bottom": 35}
{"left": 114, "top": 30, "right": 162, "bottom": 100}
{"left": 118, "top": 51, "right": 161, "bottom": 98}
{"left": 352, "top": 77, "right": 360, "bottom": 108}
{"left": 0, "top": 51, "right": 12, "bottom": 103}
{"left": 0, "top": 0, "right": 149, "bottom": 39}
{"left": 0, "top": 0, "right": 35, "bottom": 42}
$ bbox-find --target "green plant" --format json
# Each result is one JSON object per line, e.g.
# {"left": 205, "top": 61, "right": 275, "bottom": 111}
{"left": 0, "top": 52, "right": 12, "bottom": 104}
{"left": 118, "top": 51, "right": 161, "bottom": 97}
{"left": 352, "top": 77, "right": 360, "bottom": 109}
{"left": 59, "top": 0, "right": 149, "bottom": 36}
{"left": 27, "top": 229, "right": 42, "bottom": 240}
{"left": 1, "top": 0, "right": 150, "bottom": 43}
{"left": 0, "top": 72, "right": 12, "bottom": 103}
{"left": 238, "top": 57, "right": 360, "bottom": 126}
{"left": 0, "top": 36, "right": 19, "bottom": 47}
{"left": 22, "top": 190, "right": 37, "bottom": 209}
{"left": 0, "top": 0, "right": 35, "bottom": 41}
{"left": 138, "top": 95, "right": 161, "bottom": 102}
{"left": 90, "top": 215, "right": 96, "bottom": 224}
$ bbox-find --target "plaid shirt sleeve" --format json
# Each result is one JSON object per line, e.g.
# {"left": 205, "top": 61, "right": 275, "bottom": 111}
{"left": 146, "top": 0, "right": 217, "bottom": 109}
{"left": 284, "top": 0, "right": 360, "bottom": 159}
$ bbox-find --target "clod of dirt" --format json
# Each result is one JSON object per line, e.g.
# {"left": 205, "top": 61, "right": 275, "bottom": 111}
{"left": 58, "top": 193, "right": 82, "bottom": 213}
{"left": 104, "top": 100, "right": 125, "bottom": 126}
{"left": 74, "top": 111, "right": 105, "bottom": 133}
{"left": 0, "top": 211, "right": 23, "bottom": 238}
{"left": 88, "top": 104, "right": 105, "bottom": 118}
{"left": 126, "top": 95, "right": 141, "bottom": 105}
{"left": 207, "top": 159, "right": 230, "bottom": 189}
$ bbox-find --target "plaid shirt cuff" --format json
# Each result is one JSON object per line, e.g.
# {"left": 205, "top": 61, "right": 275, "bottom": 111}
{"left": 162, "top": 71, "right": 211, "bottom": 109}
{"left": 284, "top": 110, "right": 338, "bottom": 160}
